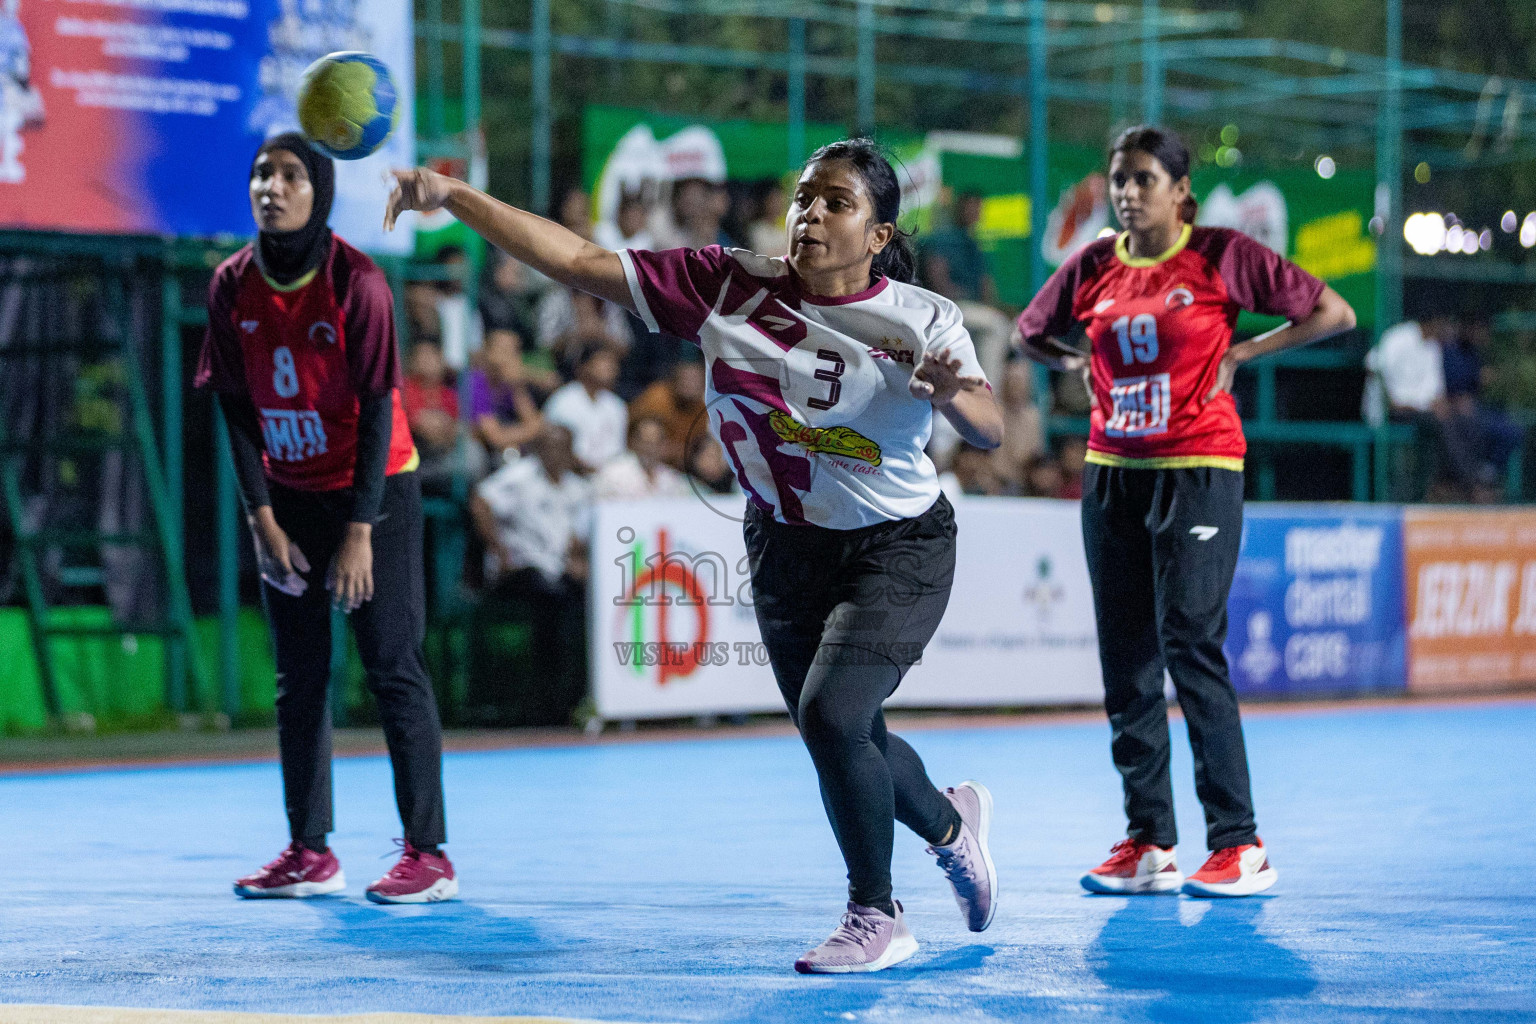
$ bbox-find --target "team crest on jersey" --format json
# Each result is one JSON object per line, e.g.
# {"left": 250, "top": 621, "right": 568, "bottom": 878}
{"left": 241, "top": 320, "right": 259, "bottom": 334}
{"left": 308, "top": 321, "right": 338, "bottom": 345}
{"left": 1165, "top": 287, "right": 1195, "bottom": 309}
{"left": 768, "top": 411, "right": 882, "bottom": 466}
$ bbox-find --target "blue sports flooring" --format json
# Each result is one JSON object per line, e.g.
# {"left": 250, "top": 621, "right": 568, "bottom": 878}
{"left": 4, "top": 701, "right": 1536, "bottom": 1023}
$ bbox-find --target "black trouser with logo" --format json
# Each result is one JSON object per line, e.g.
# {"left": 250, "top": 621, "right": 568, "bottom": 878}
{"left": 745, "top": 495, "right": 963, "bottom": 912}
{"left": 1081, "top": 463, "right": 1256, "bottom": 851}
{"left": 262, "top": 471, "right": 447, "bottom": 849}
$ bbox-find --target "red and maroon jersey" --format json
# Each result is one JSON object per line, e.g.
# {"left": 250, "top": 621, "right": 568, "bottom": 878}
{"left": 1017, "top": 225, "right": 1324, "bottom": 470}
{"left": 196, "top": 236, "right": 418, "bottom": 492}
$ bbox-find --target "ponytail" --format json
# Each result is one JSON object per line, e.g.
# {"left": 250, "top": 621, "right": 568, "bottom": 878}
{"left": 804, "top": 137, "right": 918, "bottom": 284}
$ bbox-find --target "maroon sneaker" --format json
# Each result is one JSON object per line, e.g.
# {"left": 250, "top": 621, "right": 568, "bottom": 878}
{"left": 234, "top": 842, "right": 345, "bottom": 899}
{"left": 365, "top": 840, "right": 459, "bottom": 904}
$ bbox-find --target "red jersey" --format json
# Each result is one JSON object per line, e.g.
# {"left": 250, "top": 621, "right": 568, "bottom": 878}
{"left": 196, "top": 236, "right": 418, "bottom": 491}
{"left": 1017, "top": 225, "right": 1324, "bottom": 470}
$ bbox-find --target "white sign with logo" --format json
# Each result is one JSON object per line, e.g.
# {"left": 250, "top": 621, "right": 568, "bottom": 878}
{"left": 588, "top": 495, "right": 1103, "bottom": 720}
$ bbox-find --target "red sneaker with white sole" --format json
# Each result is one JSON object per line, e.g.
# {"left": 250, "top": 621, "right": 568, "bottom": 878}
{"left": 1182, "top": 838, "right": 1277, "bottom": 897}
{"left": 365, "top": 840, "right": 459, "bottom": 904}
{"left": 1080, "top": 838, "right": 1182, "bottom": 894}
{"left": 234, "top": 842, "right": 345, "bottom": 899}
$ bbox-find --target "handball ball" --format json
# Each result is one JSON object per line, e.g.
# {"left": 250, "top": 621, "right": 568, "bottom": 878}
{"left": 296, "top": 51, "right": 399, "bottom": 160}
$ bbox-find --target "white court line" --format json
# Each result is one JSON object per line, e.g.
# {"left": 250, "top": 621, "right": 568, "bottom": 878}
{"left": 0, "top": 1008, "right": 655, "bottom": 1024}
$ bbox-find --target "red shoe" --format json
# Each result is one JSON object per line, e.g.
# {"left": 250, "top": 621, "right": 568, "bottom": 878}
{"left": 365, "top": 840, "right": 459, "bottom": 904}
{"left": 1182, "top": 838, "right": 1278, "bottom": 897}
{"left": 1080, "top": 838, "right": 1182, "bottom": 894}
{"left": 234, "top": 842, "right": 345, "bottom": 899}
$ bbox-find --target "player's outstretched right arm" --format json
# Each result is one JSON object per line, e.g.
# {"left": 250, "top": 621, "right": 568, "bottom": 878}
{"left": 385, "top": 167, "right": 635, "bottom": 314}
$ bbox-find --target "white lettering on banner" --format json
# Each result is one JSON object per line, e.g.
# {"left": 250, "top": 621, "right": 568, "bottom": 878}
{"left": 49, "top": 69, "right": 241, "bottom": 117}
{"left": 55, "top": 0, "right": 250, "bottom": 16}
{"left": 259, "top": 409, "right": 328, "bottom": 462}
{"left": 1285, "top": 575, "right": 1371, "bottom": 627}
{"left": 1410, "top": 560, "right": 1518, "bottom": 639}
{"left": 1285, "top": 524, "right": 1384, "bottom": 574}
{"left": 1284, "top": 631, "right": 1350, "bottom": 680}
{"left": 55, "top": 17, "right": 235, "bottom": 64}
{"left": 1104, "top": 373, "right": 1171, "bottom": 437}
{"left": 1512, "top": 562, "right": 1536, "bottom": 635}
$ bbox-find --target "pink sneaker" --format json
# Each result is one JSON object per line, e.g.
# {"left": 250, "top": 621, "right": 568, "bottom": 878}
{"left": 234, "top": 842, "right": 345, "bottom": 899}
{"left": 365, "top": 840, "right": 459, "bottom": 904}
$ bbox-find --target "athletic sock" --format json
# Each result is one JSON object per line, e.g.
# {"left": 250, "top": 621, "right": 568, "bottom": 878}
{"left": 414, "top": 844, "right": 441, "bottom": 856}
{"left": 297, "top": 836, "right": 328, "bottom": 854}
{"left": 865, "top": 898, "right": 898, "bottom": 918}
{"left": 931, "top": 804, "right": 963, "bottom": 847}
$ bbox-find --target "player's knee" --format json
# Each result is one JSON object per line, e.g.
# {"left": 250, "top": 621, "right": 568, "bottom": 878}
{"left": 798, "top": 691, "right": 869, "bottom": 753}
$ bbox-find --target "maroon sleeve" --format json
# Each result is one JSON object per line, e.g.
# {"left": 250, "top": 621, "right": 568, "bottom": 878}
{"left": 1016, "top": 241, "right": 1104, "bottom": 342}
{"left": 338, "top": 249, "right": 403, "bottom": 398}
{"left": 1215, "top": 230, "right": 1325, "bottom": 321}
{"left": 622, "top": 244, "right": 735, "bottom": 344}
{"left": 193, "top": 259, "right": 249, "bottom": 396}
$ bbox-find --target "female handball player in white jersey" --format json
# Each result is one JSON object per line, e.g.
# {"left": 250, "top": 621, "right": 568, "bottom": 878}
{"left": 385, "top": 138, "right": 1002, "bottom": 973}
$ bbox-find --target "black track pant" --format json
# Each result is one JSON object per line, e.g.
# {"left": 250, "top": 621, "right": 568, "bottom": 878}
{"left": 1081, "top": 463, "right": 1255, "bottom": 851}
{"left": 262, "top": 471, "right": 447, "bottom": 848}
{"left": 745, "top": 496, "right": 963, "bottom": 910}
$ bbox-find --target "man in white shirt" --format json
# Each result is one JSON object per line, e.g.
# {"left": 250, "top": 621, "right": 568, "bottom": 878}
{"left": 1363, "top": 317, "right": 1452, "bottom": 500}
{"left": 543, "top": 342, "right": 629, "bottom": 473}
{"left": 594, "top": 415, "right": 691, "bottom": 500}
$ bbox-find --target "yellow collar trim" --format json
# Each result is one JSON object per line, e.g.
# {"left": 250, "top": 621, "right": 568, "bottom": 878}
{"left": 1115, "top": 223, "right": 1192, "bottom": 268}
{"left": 259, "top": 266, "right": 319, "bottom": 293}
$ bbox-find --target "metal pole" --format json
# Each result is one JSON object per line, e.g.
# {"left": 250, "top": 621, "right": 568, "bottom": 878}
{"left": 1375, "top": 0, "right": 1404, "bottom": 332}
{"left": 531, "top": 0, "right": 552, "bottom": 214}
{"left": 1028, "top": 0, "right": 1049, "bottom": 293}
{"left": 462, "top": 0, "right": 481, "bottom": 142}
{"left": 212, "top": 404, "right": 240, "bottom": 721}
{"left": 856, "top": 0, "right": 875, "bottom": 136}
{"left": 1141, "top": 0, "right": 1164, "bottom": 124}
{"left": 426, "top": 0, "right": 445, "bottom": 140}
{"left": 159, "top": 265, "right": 185, "bottom": 711}
{"left": 788, "top": 18, "right": 807, "bottom": 165}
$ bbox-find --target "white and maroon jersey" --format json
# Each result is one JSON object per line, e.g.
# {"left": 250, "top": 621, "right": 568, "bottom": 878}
{"left": 620, "top": 245, "right": 989, "bottom": 529}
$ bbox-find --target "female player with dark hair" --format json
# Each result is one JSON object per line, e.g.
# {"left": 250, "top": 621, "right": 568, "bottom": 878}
{"left": 1017, "top": 126, "right": 1356, "bottom": 897}
{"left": 196, "top": 133, "right": 457, "bottom": 904}
{"left": 386, "top": 138, "right": 1002, "bottom": 972}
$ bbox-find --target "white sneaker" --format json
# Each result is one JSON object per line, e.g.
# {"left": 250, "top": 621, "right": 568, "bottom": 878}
{"left": 1080, "top": 838, "right": 1183, "bottom": 894}
{"left": 1182, "top": 838, "right": 1277, "bottom": 897}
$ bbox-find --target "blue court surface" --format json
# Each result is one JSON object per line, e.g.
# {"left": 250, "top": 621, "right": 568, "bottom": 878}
{"left": 5, "top": 700, "right": 1536, "bottom": 1023}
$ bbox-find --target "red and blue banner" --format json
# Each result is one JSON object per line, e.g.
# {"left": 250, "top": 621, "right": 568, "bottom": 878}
{"left": 1, "top": 0, "right": 412, "bottom": 252}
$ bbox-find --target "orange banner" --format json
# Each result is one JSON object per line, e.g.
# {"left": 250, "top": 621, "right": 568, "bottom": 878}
{"left": 1405, "top": 508, "right": 1536, "bottom": 691}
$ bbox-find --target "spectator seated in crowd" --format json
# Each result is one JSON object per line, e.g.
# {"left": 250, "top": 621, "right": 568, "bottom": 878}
{"left": 746, "top": 177, "right": 789, "bottom": 256}
{"left": 593, "top": 188, "right": 656, "bottom": 253}
{"left": 943, "top": 443, "right": 1008, "bottom": 498}
{"left": 479, "top": 248, "right": 537, "bottom": 344}
{"left": 1441, "top": 318, "right": 1524, "bottom": 501}
{"left": 1057, "top": 436, "right": 1086, "bottom": 500}
{"left": 538, "top": 283, "right": 635, "bottom": 380}
{"left": 919, "top": 188, "right": 1011, "bottom": 385}
{"left": 543, "top": 341, "right": 629, "bottom": 474}
{"left": 468, "top": 328, "right": 544, "bottom": 463}
{"left": 594, "top": 416, "right": 691, "bottom": 500}
{"left": 403, "top": 339, "right": 483, "bottom": 496}
{"left": 628, "top": 351, "right": 706, "bottom": 468}
{"left": 468, "top": 422, "right": 592, "bottom": 725}
{"left": 657, "top": 176, "right": 733, "bottom": 251}
{"left": 685, "top": 433, "right": 738, "bottom": 495}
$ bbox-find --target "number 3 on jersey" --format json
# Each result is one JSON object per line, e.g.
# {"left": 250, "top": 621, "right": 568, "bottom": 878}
{"left": 272, "top": 346, "right": 300, "bottom": 398}
{"left": 1112, "top": 314, "right": 1158, "bottom": 365}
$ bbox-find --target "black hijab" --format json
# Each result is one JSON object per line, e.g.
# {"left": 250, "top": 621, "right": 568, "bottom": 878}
{"left": 251, "top": 132, "right": 336, "bottom": 285}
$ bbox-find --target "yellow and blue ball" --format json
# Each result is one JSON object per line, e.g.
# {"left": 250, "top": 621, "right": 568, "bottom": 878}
{"left": 296, "top": 51, "right": 399, "bottom": 161}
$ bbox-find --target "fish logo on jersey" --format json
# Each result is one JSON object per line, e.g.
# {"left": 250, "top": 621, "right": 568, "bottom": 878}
{"left": 1166, "top": 287, "right": 1195, "bottom": 309}
{"left": 308, "top": 321, "right": 338, "bottom": 346}
{"left": 769, "top": 411, "right": 882, "bottom": 466}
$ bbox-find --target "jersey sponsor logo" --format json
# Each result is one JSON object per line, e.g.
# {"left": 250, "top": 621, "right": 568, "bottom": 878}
{"left": 1104, "top": 373, "right": 1172, "bottom": 437}
{"left": 1190, "top": 525, "right": 1219, "bottom": 541}
{"left": 308, "top": 321, "right": 338, "bottom": 345}
{"left": 240, "top": 320, "right": 259, "bottom": 334}
{"left": 1093, "top": 298, "right": 1117, "bottom": 314}
{"left": 768, "top": 410, "right": 882, "bottom": 466}
{"left": 867, "top": 336, "right": 916, "bottom": 365}
{"left": 742, "top": 295, "right": 808, "bottom": 351}
{"left": 259, "top": 408, "right": 329, "bottom": 462}
{"left": 1165, "top": 286, "right": 1195, "bottom": 309}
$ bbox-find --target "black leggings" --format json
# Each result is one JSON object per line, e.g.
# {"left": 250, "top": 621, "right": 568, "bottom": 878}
{"left": 745, "top": 496, "right": 962, "bottom": 910}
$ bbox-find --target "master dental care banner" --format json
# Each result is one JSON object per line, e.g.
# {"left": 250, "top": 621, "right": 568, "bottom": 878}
{"left": 3, "top": 0, "right": 413, "bottom": 252}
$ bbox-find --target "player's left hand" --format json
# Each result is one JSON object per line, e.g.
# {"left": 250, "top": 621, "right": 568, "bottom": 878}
{"left": 328, "top": 525, "right": 375, "bottom": 614}
{"left": 1204, "top": 350, "right": 1240, "bottom": 404}
{"left": 910, "top": 347, "right": 988, "bottom": 406}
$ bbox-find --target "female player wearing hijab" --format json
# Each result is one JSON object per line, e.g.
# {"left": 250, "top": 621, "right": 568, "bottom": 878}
{"left": 1017, "top": 126, "right": 1356, "bottom": 897}
{"left": 197, "top": 134, "right": 457, "bottom": 904}
{"left": 385, "top": 138, "right": 1003, "bottom": 973}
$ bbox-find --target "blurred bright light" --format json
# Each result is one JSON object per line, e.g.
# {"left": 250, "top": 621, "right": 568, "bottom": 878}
{"left": 1093, "top": 3, "right": 1116, "bottom": 22}
{"left": 1445, "top": 224, "right": 1465, "bottom": 253}
{"left": 1479, "top": 229, "right": 1493, "bottom": 251}
{"left": 1414, "top": 162, "right": 1432, "bottom": 184}
{"left": 1097, "top": 227, "right": 1117, "bottom": 239}
{"left": 1220, "top": 124, "right": 1240, "bottom": 146}
{"left": 1314, "top": 155, "right": 1336, "bottom": 179}
{"left": 1522, "top": 213, "right": 1536, "bottom": 248}
{"left": 1404, "top": 212, "right": 1447, "bottom": 255}
{"left": 1216, "top": 146, "right": 1241, "bottom": 167}
{"left": 1503, "top": 211, "right": 1518, "bottom": 232}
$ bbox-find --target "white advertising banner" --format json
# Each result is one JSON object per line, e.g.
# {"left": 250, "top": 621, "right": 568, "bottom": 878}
{"left": 589, "top": 496, "right": 1103, "bottom": 720}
